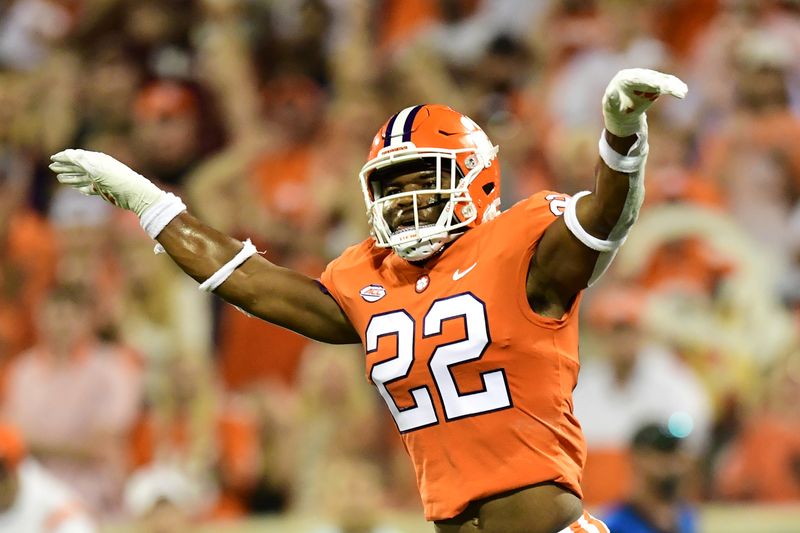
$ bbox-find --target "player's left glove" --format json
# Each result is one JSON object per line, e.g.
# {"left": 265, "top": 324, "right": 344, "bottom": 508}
{"left": 602, "top": 68, "right": 688, "bottom": 137}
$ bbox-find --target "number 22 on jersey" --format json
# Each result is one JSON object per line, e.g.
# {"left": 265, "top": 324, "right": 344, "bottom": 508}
{"left": 365, "top": 292, "right": 512, "bottom": 433}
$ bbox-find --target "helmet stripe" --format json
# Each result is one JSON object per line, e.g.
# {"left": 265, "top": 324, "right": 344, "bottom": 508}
{"left": 383, "top": 111, "right": 401, "bottom": 147}
{"left": 402, "top": 104, "right": 424, "bottom": 142}
{"left": 384, "top": 105, "right": 423, "bottom": 147}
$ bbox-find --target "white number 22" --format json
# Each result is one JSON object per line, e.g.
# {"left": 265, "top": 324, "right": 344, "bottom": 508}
{"left": 365, "top": 293, "right": 512, "bottom": 433}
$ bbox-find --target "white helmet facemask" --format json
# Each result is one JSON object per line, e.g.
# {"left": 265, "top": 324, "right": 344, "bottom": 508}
{"left": 359, "top": 142, "right": 497, "bottom": 262}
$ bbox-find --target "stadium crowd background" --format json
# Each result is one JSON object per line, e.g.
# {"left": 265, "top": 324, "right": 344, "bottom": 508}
{"left": 1, "top": 0, "right": 800, "bottom": 531}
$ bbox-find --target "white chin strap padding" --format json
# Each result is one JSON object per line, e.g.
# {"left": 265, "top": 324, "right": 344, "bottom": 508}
{"left": 394, "top": 237, "right": 447, "bottom": 262}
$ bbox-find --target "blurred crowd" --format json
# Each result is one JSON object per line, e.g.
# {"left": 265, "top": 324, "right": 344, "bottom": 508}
{"left": 1, "top": 0, "right": 800, "bottom": 530}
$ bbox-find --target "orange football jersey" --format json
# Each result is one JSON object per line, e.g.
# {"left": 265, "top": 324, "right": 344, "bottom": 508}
{"left": 319, "top": 191, "right": 586, "bottom": 521}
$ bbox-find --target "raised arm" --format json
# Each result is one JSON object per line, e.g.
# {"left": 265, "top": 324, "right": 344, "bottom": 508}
{"left": 49, "top": 150, "right": 360, "bottom": 344}
{"left": 527, "top": 69, "right": 687, "bottom": 318}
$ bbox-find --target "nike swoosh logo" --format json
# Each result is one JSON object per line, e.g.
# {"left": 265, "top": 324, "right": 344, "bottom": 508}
{"left": 453, "top": 262, "right": 478, "bottom": 281}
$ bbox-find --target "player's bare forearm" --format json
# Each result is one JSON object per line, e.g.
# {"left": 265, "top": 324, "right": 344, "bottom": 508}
{"left": 157, "top": 212, "right": 361, "bottom": 344}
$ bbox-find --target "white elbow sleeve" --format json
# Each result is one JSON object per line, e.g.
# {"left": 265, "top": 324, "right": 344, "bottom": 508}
{"left": 198, "top": 239, "right": 259, "bottom": 292}
{"left": 564, "top": 129, "right": 649, "bottom": 285}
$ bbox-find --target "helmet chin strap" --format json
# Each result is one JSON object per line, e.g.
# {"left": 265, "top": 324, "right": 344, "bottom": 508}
{"left": 389, "top": 197, "right": 458, "bottom": 261}
{"left": 391, "top": 206, "right": 463, "bottom": 262}
{"left": 393, "top": 234, "right": 455, "bottom": 262}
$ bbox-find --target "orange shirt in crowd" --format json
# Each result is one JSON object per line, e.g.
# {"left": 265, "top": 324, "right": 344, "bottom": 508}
{"left": 129, "top": 401, "right": 261, "bottom": 520}
{"left": 4, "top": 341, "right": 141, "bottom": 515}
{"left": 216, "top": 145, "right": 333, "bottom": 390}
{"left": 715, "top": 414, "right": 800, "bottom": 501}
{"left": 217, "top": 306, "right": 309, "bottom": 390}
{"left": 377, "top": 0, "right": 442, "bottom": 53}
{"left": 0, "top": 210, "right": 57, "bottom": 396}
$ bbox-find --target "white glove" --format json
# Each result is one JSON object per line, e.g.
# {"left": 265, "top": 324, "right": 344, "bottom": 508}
{"left": 49, "top": 149, "right": 164, "bottom": 217}
{"left": 602, "top": 68, "right": 688, "bottom": 137}
{"left": 50, "top": 149, "right": 186, "bottom": 241}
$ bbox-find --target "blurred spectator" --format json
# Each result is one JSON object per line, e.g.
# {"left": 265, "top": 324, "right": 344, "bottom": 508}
{"left": 122, "top": 0, "right": 196, "bottom": 78}
{"left": 292, "top": 344, "right": 390, "bottom": 515}
{"left": 0, "top": 0, "right": 74, "bottom": 71}
{"left": 576, "top": 286, "right": 712, "bottom": 449}
{"left": 712, "top": 353, "right": 800, "bottom": 501}
{"left": 129, "top": 353, "right": 292, "bottom": 521}
{"left": 131, "top": 80, "right": 226, "bottom": 189}
{"left": 109, "top": 213, "right": 212, "bottom": 364}
{"left": 697, "top": 27, "right": 800, "bottom": 312}
{"left": 124, "top": 464, "right": 201, "bottom": 533}
{"left": 544, "top": 0, "right": 671, "bottom": 132}
{"left": 0, "top": 145, "right": 56, "bottom": 383}
{"left": 209, "top": 73, "right": 341, "bottom": 391}
{"left": 3, "top": 284, "right": 142, "bottom": 517}
{"left": 603, "top": 423, "right": 698, "bottom": 533}
{"left": 574, "top": 285, "right": 711, "bottom": 506}
{"left": 648, "top": 0, "right": 719, "bottom": 60}
{"left": 0, "top": 422, "right": 96, "bottom": 532}
{"left": 615, "top": 202, "right": 797, "bottom": 400}
{"left": 408, "top": 0, "right": 549, "bottom": 68}
{"left": 75, "top": 41, "right": 144, "bottom": 148}
{"left": 129, "top": 354, "right": 218, "bottom": 482}
{"left": 311, "top": 459, "right": 401, "bottom": 533}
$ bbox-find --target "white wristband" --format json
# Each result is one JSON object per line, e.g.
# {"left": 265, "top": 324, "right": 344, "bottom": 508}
{"left": 598, "top": 130, "right": 648, "bottom": 174}
{"left": 564, "top": 191, "right": 626, "bottom": 252}
{"left": 139, "top": 192, "right": 187, "bottom": 239}
{"left": 198, "top": 239, "right": 258, "bottom": 292}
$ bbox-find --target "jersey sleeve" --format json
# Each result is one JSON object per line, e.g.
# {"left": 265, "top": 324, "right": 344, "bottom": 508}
{"left": 497, "top": 190, "right": 571, "bottom": 247}
{"left": 318, "top": 256, "right": 346, "bottom": 310}
{"left": 317, "top": 239, "right": 374, "bottom": 317}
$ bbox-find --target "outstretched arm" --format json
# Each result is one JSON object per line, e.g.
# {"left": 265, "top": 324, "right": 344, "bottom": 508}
{"left": 527, "top": 69, "right": 687, "bottom": 318}
{"left": 49, "top": 150, "right": 360, "bottom": 344}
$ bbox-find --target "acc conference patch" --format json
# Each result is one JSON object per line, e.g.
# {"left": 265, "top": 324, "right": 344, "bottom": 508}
{"left": 360, "top": 284, "right": 387, "bottom": 302}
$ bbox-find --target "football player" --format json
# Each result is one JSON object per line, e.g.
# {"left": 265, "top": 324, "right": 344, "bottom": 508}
{"left": 50, "top": 68, "right": 686, "bottom": 533}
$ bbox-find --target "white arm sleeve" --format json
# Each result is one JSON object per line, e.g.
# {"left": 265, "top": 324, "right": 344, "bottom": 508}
{"left": 564, "top": 129, "right": 648, "bottom": 286}
{"left": 198, "top": 238, "right": 258, "bottom": 292}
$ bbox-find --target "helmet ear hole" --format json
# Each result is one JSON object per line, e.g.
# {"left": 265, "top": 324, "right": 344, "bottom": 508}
{"left": 482, "top": 182, "right": 495, "bottom": 195}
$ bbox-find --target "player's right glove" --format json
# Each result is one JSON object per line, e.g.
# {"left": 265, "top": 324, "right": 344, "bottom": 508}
{"left": 50, "top": 148, "right": 259, "bottom": 293}
{"left": 50, "top": 149, "right": 164, "bottom": 216}
{"left": 49, "top": 149, "right": 186, "bottom": 239}
{"left": 602, "top": 68, "right": 688, "bottom": 137}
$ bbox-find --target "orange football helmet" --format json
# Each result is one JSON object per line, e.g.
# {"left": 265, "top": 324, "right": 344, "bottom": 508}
{"left": 359, "top": 104, "right": 501, "bottom": 261}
